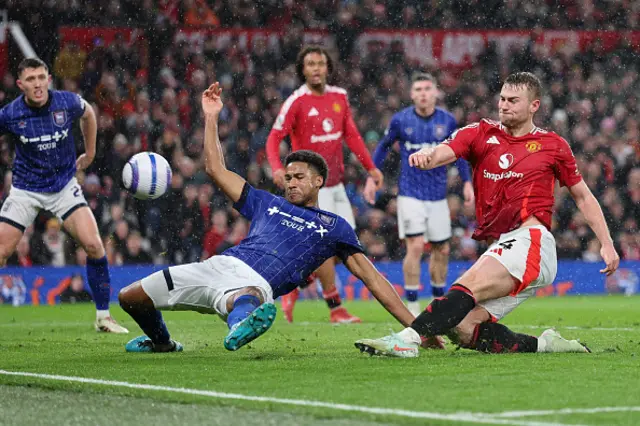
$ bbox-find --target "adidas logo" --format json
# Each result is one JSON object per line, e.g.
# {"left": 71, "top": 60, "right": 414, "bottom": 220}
{"left": 486, "top": 136, "right": 500, "bottom": 145}
{"left": 308, "top": 107, "right": 319, "bottom": 117}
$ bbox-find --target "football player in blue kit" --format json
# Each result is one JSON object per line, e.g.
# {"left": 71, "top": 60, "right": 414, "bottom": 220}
{"left": 0, "top": 58, "right": 128, "bottom": 333}
{"left": 118, "top": 82, "right": 422, "bottom": 353}
{"left": 364, "top": 73, "right": 474, "bottom": 316}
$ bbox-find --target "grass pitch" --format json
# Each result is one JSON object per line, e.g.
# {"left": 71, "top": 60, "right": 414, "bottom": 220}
{"left": 1, "top": 296, "right": 639, "bottom": 425}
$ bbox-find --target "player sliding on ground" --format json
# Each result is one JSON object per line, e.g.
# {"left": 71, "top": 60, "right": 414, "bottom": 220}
{"left": 118, "top": 82, "right": 423, "bottom": 353}
{"left": 355, "top": 72, "right": 620, "bottom": 357}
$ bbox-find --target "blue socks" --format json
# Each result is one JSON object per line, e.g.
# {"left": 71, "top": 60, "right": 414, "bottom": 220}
{"left": 432, "top": 286, "right": 445, "bottom": 297}
{"left": 227, "top": 295, "right": 261, "bottom": 329}
{"left": 86, "top": 256, "right": 111, "bottom": 311}
{"left": 132, "top": 309, "right": 170, "bottom": 345}
{"left": 406, "top": 289, "right": 419, "bottom": 302}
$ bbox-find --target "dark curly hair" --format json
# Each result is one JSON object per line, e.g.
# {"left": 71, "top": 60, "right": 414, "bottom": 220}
{"left": 284, "top": 150, "right": 329, "bottom": 188}
{"left": 295, "top": 45, "right": 334, "bottom": 83}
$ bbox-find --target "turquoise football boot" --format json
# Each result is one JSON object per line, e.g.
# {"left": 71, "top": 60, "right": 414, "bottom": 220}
{"left": 125, "top": 335, "right": 183, "bottom": 353}
{"left": 224, "top": 303, "right": 277, "bottom": 351}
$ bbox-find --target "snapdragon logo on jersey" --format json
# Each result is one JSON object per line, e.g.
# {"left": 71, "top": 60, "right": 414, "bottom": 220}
{"left": 267, "top": 206, "right": 329, "bottom": 237}
{"left": 311, "top": 119, "right": 342, "bottom": 143}
{"left": 19, "top": 129, "right": 69, "bottom": 151}
{"left": 404, "top": 141, "right": 438, "bottom": 151}
{"left": 483, "top": 153, "right": 524, "bottom": 182}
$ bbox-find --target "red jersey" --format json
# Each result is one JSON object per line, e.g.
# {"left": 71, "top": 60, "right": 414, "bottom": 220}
{"left": 266, "top": 84, "right": 375, "bottom": 187}
{"left": 444, "top": 119, "right": 583, "bottom": 241}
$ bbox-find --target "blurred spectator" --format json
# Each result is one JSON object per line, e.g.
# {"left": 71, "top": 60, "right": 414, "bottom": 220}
{"left": 0, "top": 2, "right": 638, "bottom": 266}
{"left": 60, "top": 274, "right": 93, "bottom": 304}
{"left": 122, "top": 231, "right": 153, "bottom": 264}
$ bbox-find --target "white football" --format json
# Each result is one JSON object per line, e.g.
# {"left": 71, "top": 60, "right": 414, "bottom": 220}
{"left": 122, "top": 152, "right": 172, "bottom": 200}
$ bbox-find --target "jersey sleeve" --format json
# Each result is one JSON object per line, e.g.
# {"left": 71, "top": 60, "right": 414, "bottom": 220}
{"left": 372, "top": 114, "right": 400, "bottom": 169}
{"left": 266, "top": 96, "right": 300, "bottom": 172}
{"left": 334, "top": 222, "right": 365, "bottom": 263}
{"left": 66, "top": 92, "right": 87, "bottom": 120}
{"left": 233, "top": 183, "right": 276, "bottom": 220}
{"left": 0, "top": 107, "right": 8, "bottom": 134}
{"left": 554, "top": 137, "right": 583, "bottom": 187}
{"left": 442, "top": 122, "right": 481, "bottom": 161}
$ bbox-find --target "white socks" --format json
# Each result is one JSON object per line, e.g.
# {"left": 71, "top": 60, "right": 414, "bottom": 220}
{"left": 96, "top": 310, "right": 111, "bottom": 320}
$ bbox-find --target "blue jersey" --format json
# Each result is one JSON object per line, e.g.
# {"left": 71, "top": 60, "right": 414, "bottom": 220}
{"left": 0, "top": 90, "right": 86, "bottom": 192}
{"left": 223, "top": 184, "right": 364, "bottom": 298}
{"left": 373, "top": 106, "right": 471, "bottom": 201}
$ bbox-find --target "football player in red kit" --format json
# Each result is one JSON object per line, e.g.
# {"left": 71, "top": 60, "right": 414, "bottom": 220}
{"left": 266, "top": 46, "right": 383, "bottom": 324}
{"left": 355, "top": 72, "right": 619, "bottom": 357}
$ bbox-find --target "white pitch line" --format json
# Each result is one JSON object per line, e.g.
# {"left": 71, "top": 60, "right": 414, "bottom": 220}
{"left": 493, "top": 407, "right": 640, "bottom": 418}
{"left": 0, "top": 370, "right": 576, "bottom": 426}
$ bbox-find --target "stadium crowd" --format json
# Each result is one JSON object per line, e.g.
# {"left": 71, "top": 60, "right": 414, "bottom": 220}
{"left": 0, "top": 1, "right": 639, "bottom": 268}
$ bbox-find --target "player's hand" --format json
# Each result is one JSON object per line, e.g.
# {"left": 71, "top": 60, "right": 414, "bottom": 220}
{"left": 202, "top": 82, "right": 223, "bottom": 116}
{"left": 599, "top": 242, "right": 620, "bottom": 276}
{"left": 421, "top": 335, "right": 446, "bottom": 350}
{"left": 368, "top": 168, "right": 384, "bottom": 189}
{"left": 363, "top": 177, "right": 377, "bottom": 205}
{"left": 76, "top": 153, "right": 94, "bottom": 171}
{"left": 409, "top": 147, "right": 435, "bottom": 170}
{"left": 272, "top": 169, "right": 285, "bottom": 189}
{"left": 463, "top": 181, "right": 475, "bottom": 208}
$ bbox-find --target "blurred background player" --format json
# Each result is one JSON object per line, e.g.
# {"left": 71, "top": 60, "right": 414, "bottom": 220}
{"left": 118, "top": 83, "right": 419, "bottom": 353}
{"left": 0, "top": 58, "right": 127, "bottom": 333}
{"left": 364, "top": 73, "right": 474, "bottom": 316}
{"left": 356, "top": 72, "right": 619, "bottom": 357}
{"left": 266, "top": 46, "right": 384, "bottom": 324}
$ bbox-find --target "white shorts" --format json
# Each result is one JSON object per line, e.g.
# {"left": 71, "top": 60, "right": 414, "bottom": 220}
{"left": 318, "top": 183, "right": 355, "bottom": 229}
{"left": 140, "top": 255, "right": 274, "bottom": 318}
{"left": 0, "top": 178, "right": 87, "bottom": 231}
{"left": 397, "top": 196, "right": 452, "bottom": 242}
{"left": 479, "top": 225, "right": 557, "bottom": 320}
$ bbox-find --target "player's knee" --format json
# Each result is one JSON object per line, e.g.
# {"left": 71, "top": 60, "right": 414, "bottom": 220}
{"left": 83, "top": 238, "right": 105, "bottom": 258}
{"left": 449, "top": 322, "right": 477, "bottom": 348}
{"left": 432, "top": 241, "right": 450, "bottom": 258}
{"left": 405, "top": 238, "right": 424, "bottom": 259}
{"left": 118, "top": 283, "right": 140, "bottom": 311}
{"left": 236, "top": 286, "right": 265, "bottom": 303}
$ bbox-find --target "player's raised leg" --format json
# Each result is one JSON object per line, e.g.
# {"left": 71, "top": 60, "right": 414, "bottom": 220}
{"left": 315, "top": 257, "right": 361, "bottom": 324}
{"left": 63, "top": 205, "right": 128, "bottom": 333}
{"left": 118, "top": 281, "right": 181, "bottom": 353}
{"left": 224, "top": 287, "right": 276, "bottom": 351}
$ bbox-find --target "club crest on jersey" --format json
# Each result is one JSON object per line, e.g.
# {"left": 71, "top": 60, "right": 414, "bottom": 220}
{"left": 322, "top": 118, "right": 334, "bottom": 133}
{"left": 525, "top": 141, "right": 542, "bottom": 153}
{"left": 434, "top": 125, "right": 447, "bottom": 139}
{"left": 332, "top": 103, "right": 341, "bottom": 113}
{"left": 18, "top": 120, "right": 27, "bottom": 129}
{"left": 52, "top": 110, "right": 67, "bottom": 127}
{"left": 318, "top": 213, "right": 335, "bottom": 227}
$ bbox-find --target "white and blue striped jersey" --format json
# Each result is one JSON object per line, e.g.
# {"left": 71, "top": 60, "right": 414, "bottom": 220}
{"left": 373, "top": 107, "right": 471, "bottom": 201}
{"left": 223, "top": 184, "right": 364, "bottom": 298}
{"left": 0, "top": 90, "right": 86, "bottom": 192}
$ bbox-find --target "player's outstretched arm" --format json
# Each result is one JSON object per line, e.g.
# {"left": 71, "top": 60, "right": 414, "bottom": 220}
{"left": 76, "top": 103, "right": 97, "bottom": 171}
{"left": 344, "top": 252, "right": 415, "bottom": 327}
{"left": 202, "top": 82, "right": 246, "bottom": 203}
{"left": 408, "top": 144, "right": 457, "bottom": 170}
{"left": 568, "top": 180, "right": 620, "bottom": 275}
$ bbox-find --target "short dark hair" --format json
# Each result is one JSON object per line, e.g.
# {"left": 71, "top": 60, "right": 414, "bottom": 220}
{"left": 284, "top": 150, "right": 329, "bottom": 188}
{"left": 503, "top": 72, "right": 542, "bottom": 100}
{"left": 17, "top": 58, "right": 49, "bottom": 76}
{"left": 411, "top": 72, "right": 436, "bottom": 85}
{"left": 296, "top": 45, "right": 334, "bottom": 82}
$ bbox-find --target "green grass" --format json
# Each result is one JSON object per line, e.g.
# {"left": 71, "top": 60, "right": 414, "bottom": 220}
{"left": 1, "top": 296, "right": 639, "bottom": 425}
